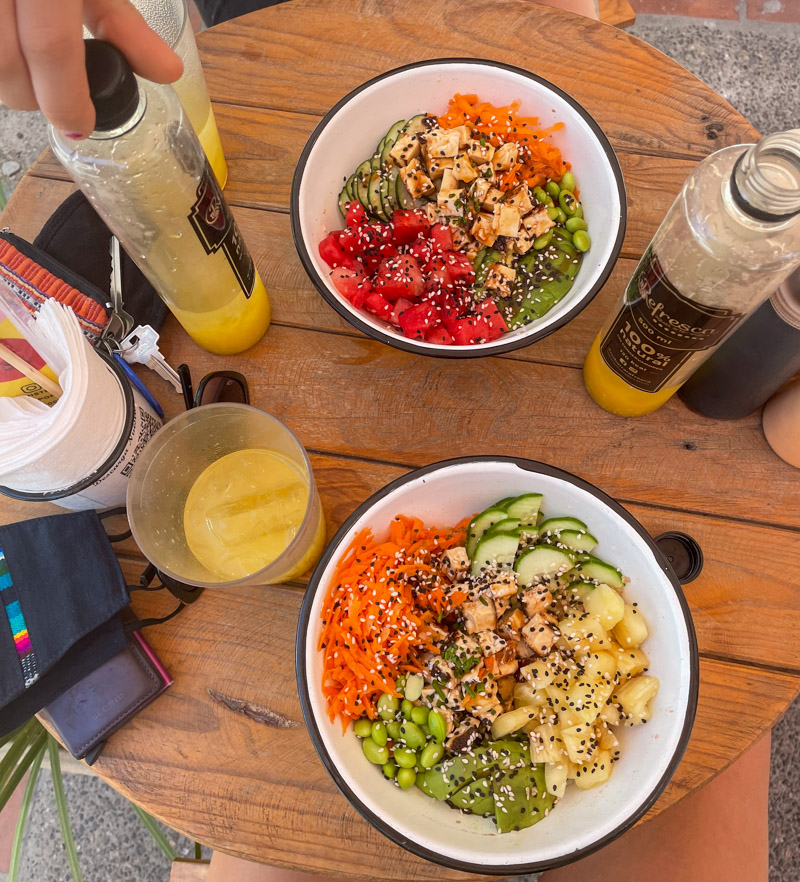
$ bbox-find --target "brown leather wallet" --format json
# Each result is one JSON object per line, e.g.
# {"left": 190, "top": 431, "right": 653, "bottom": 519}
{"left": 40, "top": 632, "right": 172, "bottom": 764}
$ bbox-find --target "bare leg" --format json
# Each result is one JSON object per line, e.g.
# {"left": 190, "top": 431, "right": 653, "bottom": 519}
{"left": 542, "top": 734, "right": 771, "bottom": 882}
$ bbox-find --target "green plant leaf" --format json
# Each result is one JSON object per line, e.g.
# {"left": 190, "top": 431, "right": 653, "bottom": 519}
{"left": 194, "top": 841, "right": 202, "bottom": 861}
{"left": 0, "top": 728, "right": 48, "bottom": 812}
{"left": 131, "top": 804, "right": 178, "bottom": 862}
{"left": 8, "top": 738, "right": 46, "bottom": 882}
{"left": 0, "top": 720, "right": 40, "bottom": 804}
{"left": 48, "top": 736, "right": 84, "bottom": 882}
{"left": 0, "top": 179, "right": 7, "bottom": 211}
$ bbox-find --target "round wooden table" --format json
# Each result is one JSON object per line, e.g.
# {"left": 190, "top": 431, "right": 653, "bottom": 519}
{"left": 2, "top": 1, "right": 799, "bottom": 879}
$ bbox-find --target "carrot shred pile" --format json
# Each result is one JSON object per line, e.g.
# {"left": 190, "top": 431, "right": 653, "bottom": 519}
{"left": 319, "top": 514, "right": 468, "bottom": 730}
{"left": 437, "top": 93, "right": 568, "bottom": 191}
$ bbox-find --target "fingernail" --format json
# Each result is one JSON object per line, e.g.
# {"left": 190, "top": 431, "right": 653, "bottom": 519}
{"left": 63, "top": 131, "right": 84, "bottom": 140}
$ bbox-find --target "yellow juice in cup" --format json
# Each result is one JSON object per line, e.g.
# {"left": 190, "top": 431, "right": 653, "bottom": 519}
{"left": 183, "top": 448, "right": 326, "bottom": 582}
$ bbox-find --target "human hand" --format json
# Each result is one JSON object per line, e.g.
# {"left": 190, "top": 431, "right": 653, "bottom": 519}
{"left": 0, "top": 0, "right": 184, "bottom": 139}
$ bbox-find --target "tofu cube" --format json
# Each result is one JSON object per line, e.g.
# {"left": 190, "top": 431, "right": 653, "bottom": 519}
{"left": 451, "top": 124, "right": 472, "bottom": 148}
{"left": 488, "top": 571, "right": 518, "bottom": 600}
{"left": 493, "top": 595, "right": 511, "bottom": 618}
{"left": 476, "top": 630, "right": 508, "bottom": 657}
{"left": 469, "top": 178, "right": 491, "bottom": 205}
{"left": 521, "top": 613, "right": 558, "bottom": 657}
{"left": 523, "top": 206, "right": 555, "bottom": 238}
{"left": 453, "top": 152, "right": 478, "bottom": 184}
{"left": 523, "top": 586, "right": 553, "bottom": 618}
{"left": 441, "top": 546, "right": 470, "bottom": 580}
{"left": 437, "top": 188, "right": 465, "bottom": 217}
{"left": 498, "top": 607, "right": 527, "bottom": 639}
{"left": 463, "top": 240, "right": 482, "bottom": 262}
{"left": 492, "top": 142, "right": 519, "bottom": 172}
{"left": 492, "top": 204, "right": 522, "bottom": 237}
{"left": 389, "top": 133, "right": 420, "bottom": 166}
{"left": 440, "top": 168, "right": 459, "bottom": 191}
{"left": 451, "top": 226, "right": 472, "bottom": 251}
{"left": 425, "top": 155, "right": 454, "bottom": 181}
{"left": 400, "top": 158, "right": 435, "bottom": 199}
{"left": 485, "top": 263, "right": 516, "bottom": 296}
{"left": 475, "top": 163, "right": 495, "bottom": 182}
{"left": 513, "top": 231, "right": 535, "bottom": 255}
{"left": 471, "top": 213, "right": 498, "bottom": 248}
{"left": 461, "top": 597, "right": 497, "bottom": 634}
{"left": 424, "top": 128, "right": 461, "bottom": 158}
{"left": 482, "top": 187, "right": 504, "bottom": 210}
{"left": 426, "top": 203, "right": 444, "bottom": 225}
{"left": 466, "top": 138, "right": 496, "bottom": 165}
{"left": 493, "top": 645, "right": 519, "bottom": 678}
{"left": 505, "top": 184, "right": 535, "bottom": 216}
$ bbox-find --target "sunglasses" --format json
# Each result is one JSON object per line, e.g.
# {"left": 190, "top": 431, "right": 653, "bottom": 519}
{"left": 177, "top": 364, "right": 250, "bottom": 411}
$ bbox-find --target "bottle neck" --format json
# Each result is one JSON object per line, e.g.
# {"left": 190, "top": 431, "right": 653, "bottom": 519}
{"left": 730, "top": 130, "right": 800, "bottom": 223}
{"left": 88, "top": 85, "right": 147, "bottom": 140}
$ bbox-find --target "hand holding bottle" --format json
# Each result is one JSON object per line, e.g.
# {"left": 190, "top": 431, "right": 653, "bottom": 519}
{"left": 0, "top": 0, "right": 182, "bottom": 138}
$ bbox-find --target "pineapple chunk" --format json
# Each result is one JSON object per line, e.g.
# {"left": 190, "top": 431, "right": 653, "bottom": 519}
{"left": 389, "top": 133, "right": 420, "bottom": 166}
{"left": 584, "top": 583, "right": 625, "bottom": 630}
{"left": 530, "top": 723, "right": 565, "bottom": 764}
{"left": 492, "top": 141, "right": 519, "bottom": 172}
{"left": 520, "top": 659, "right": 555, "bottom": 690}
{"left": 597, "top": 722, "right": 621, "bottom": 754}
{"left": 598, "top": 700, "right": 622, "bottom": 727}
{"left": 557, "top": 614, "right": 611, "bottom": 653}
{"left": 399, "top": 158, "right": 435, "bottom": 199}
{"left": 574, "top": 749, "right": 613, "bottom": 790}
{"left": 613, "top": 603, "right": 649, "bottom": 648}
{"left": 471, "top": 212, "right": 498, "bottom": 247}
{"left": 616, "top": 675, "right": 659, "bottom": 724}
{"left": 561, "top": 723, "right": 597, "bottom": 765}
{"left": 467, "top": 138, "right": 496, "bottom": 164}
{"left": 583, "top": 650, "right": 618, "bottom": 682}
{"left": 614, "top": 646, "right": 650, "bottom": 680}
{"left": 544, "top": 762, "right": 568, "bottom": 799}
{"left": 491, "top": 704, "right": 540, "bottom": 739}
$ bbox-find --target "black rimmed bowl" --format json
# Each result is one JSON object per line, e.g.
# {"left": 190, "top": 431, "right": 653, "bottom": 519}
{"left": 296, "top": 456, "right": 697, "bottom": 874}
{"left": 291, "top": 59, "right": 626, "bottom": 358}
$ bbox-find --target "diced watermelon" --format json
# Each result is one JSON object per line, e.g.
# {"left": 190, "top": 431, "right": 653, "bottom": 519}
{"left": 373, "top": 256, "right": 424, "bottom": 302}
{"left": 475, "top": 298, "right": 509, "bottom": 341}
{"left": 424, "top": 262, "right": 454, "bottom": 296}
{"left": 444, "top": 250, "right": 476, "bottom": 283}
{"left": 361, "top": 244, "right": 399, "bottom": 274}
{"left": 389, "top": 297, "right": 415, "bottom": 328}
{"left": 339, "top": 222, "right": 393, "bottom": 255}
{"left": 330, "top": 266, "right": 370, "bottom": 305}
{"left": 398, "top": 302, "right": 440, "bottom": 339}
{"left": 346, "top": 202, "right": 368, "bottom": 226}
{"left": 449, "top": 315, "right": 492, "bottom": 345}
{"left": 428, "top": 223, "right": 454, "bottom": 252}
{"left": 425, "top": 325, "right": 454, "bottom": 345}
{"left": 363, "top": 290, "right": 392, "bottom": 320}
{"left": 407, "top": 240, "right": 433, "bottom": 268}
{"left": 318, "top": 231, "right": 347, "bottom": 268}
{"left": 391, "top": 209, "right": 430, "bottom": 245}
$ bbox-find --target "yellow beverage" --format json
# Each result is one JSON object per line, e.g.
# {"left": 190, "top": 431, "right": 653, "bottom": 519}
{"left": 583, "top": 335, "right": 680, "bottom": 417}
{"left": 196, "top": 107, "right": 228, "bottom": 189}
{"left": 183, "top": 448, "right": 325, "bottom": 582}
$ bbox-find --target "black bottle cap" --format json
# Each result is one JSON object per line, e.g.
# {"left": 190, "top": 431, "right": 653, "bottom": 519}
{"left": 84, "top": 39, "right": 139, "bottom": 132}
{"left": 655, "top": 532, "right": 704, "bottom": 584}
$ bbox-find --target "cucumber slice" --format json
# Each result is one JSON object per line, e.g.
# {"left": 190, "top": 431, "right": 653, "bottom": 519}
{"left": 379, "top": 174, "right": 394, "bottom": 219}
{"left": 380, "top": 119, "right": 406, "bottom": 166}
{"left": 466, "top": 508, "right": 509, "bottom": 557}
{"left": 471, "top": 533, "right": 520, "bottom": 576}
{"left": 484, "top": 517, "right": 522, "bottom": 537}
{"left": 377, "top": 134, "right": 388, "bottom": 154}
{"left": 367, "top": 155, "right": 387, "bottom": 220}
{"left": 493, "top": 494, "right": 517, "bottom": 510}
{"left": 575, "top": 555, "right": 624, "bottom": 589}
{"left": 401, "top": 113, "right": 427, "bottom": 138}
{"left": 384, "top": 167, "right": 400, "bottom": 214}
{"left": 354, "top": 160, "right": 372, "bottom": 211}
{"left": 345, "top": 174, "right": 356, "bottom": 200}
{"left": 338, "top": 185, "right": 349, "bottom": 220}
{"left": 505, "top": 493, "right": 544, "bottom": 524}
{"left": 395, "top": 175, "right": 414, "bottom": 209}
{"left": 515, "top": 545, "right": 575, "bottom": 586}
{"left": 557, "top": 530, "right": 598, "bottom": 553}
{"left": 538, "top": 516, "right": 588, "bottom": 534}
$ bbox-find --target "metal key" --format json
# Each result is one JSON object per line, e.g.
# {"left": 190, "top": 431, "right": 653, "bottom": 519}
{"left": 118, "top": 324, "right": 183, "bottom": 392}
{"left": 108, "top": 236, "right": 135, "bottom": 340}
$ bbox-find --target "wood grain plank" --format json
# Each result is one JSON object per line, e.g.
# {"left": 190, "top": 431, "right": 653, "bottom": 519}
{"left": 195, "top": 0, "right": 757, "bottom": 157}
{"left": 27, "top": 108, "right": 695, "bottom": 261}
{"left": 84, "top": 556, "right": 798, "bottom": 876}
{"left": 170, "top": 861, "right": 210, "bottom": 882}
{"left": 597, "top": 0, "right": 637, "bottom": 27}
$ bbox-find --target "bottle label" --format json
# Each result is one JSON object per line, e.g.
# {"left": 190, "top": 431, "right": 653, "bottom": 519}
{"left": 599, "top": 247, "right": 744, "bottom": 393}
{"left": 188, "top": 160, "right": 255, "bottom": 298}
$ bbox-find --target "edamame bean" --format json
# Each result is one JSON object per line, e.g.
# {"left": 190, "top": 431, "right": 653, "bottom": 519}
{"left": 559, "top": 190, "right": 579, "bottom": 216}
{"left": 371, "top": 721, "right": 388, "bottom": 747}
{"left": 573, "top": 230, "right": 591, "bottom": 252}
{"left": 382, "top": 761, "right": 397, "bottom": 780}
{"left": 396, "top": 674, "right": 407, "bottom": 693}
{"left": 411, "top": 706, "right": 430, "bottom": 727}
{"left": 399, "top": 721, "right": 426, "bottom": 749}
{"left": 546, "top": 206, "right": 560, "bottom": 221}
{"left": 362, "top": 737, "right": 389, "bottom": 765}
{"left": 353, "top": 719, "right": 373, "bottom": 739}
{"left": 393, "top": 747, "right": 418, "bottom": 768}
{"left": 545, "top": 180, "right": 560, "bottom": 198}
{"left": 561, "top": 171, "right": 576, "bottom": 192}
{"left": 565, "top": 217, "right": 588, "bottom": 233}
{"left": 556, "top": 208, "right": 568, "bottom": 224}
{"left": 420, "top": 724, "right": 430, "bottom": 738}
{"left": 397, "top": 768, "right": 417, "bottom": 790}
{"left": 533, "top": 230, "right": 554, "bottom": 251}
{"left": 400, "top": 699, "right": 415, "bottom": 719}
{"left": 574, "top": 202, "right": 583, "bottom": 219}
{"left": 419, "top": 742, "right": 445, "bottom": 769}
{"left": 377, "top": 693, "right": 400, "bottom": 721}
{"left": 428, "top": 711, "right": 447, "bottom": 744}
{"left": 386, "top": 721, "right": 403, "bottom": 741}
{"left": 533, "top": 186, "right": 549, "bottom": 205}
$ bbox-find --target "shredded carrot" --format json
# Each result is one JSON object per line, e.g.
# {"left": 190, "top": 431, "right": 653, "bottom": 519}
{"left": 437, "top": 93, "right": 568, "bottom": 191}
{"left": 319, "top": 515, "right": 468, "bottom": 731}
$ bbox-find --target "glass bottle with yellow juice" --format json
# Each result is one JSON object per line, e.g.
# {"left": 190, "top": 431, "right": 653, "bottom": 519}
{"left": 585, "top": 131, "right": 800, "bottom": 417}
{"left": 50, "top": 41, "right": 269, "bottom": 356}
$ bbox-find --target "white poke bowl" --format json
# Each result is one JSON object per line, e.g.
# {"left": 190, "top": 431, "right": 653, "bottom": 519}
{"left": 296, "top": 457, "right": 697, "bottom": 874}
{"left": 291, "top": 59, "right": 626, "bottom": 358}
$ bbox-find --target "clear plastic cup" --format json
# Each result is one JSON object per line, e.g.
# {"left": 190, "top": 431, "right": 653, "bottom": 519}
{"left": 130, "top": 0, "right": 228, "bottom": 187}
{"left": 127, "top": 404, "right": 326, "bottom": 587}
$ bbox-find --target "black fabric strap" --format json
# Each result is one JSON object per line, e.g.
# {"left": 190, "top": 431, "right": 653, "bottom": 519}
{"left": 98, "top": 507, "right": 132, "bottom": 543}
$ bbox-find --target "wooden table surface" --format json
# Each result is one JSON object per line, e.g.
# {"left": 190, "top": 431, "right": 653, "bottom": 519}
{"left": 2, "top": 1, "right": 799, "bottom": 878}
